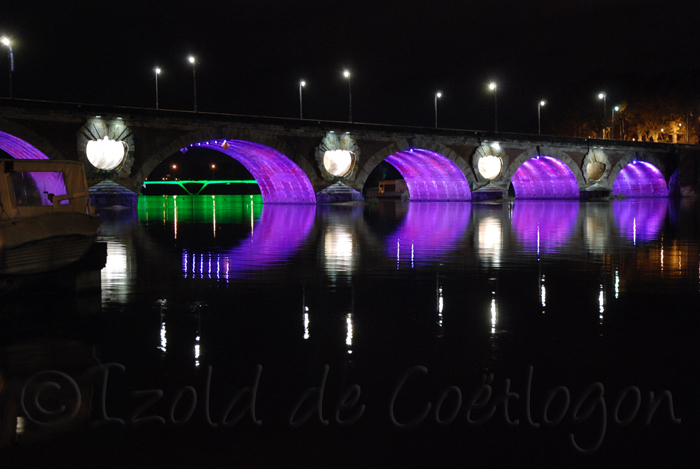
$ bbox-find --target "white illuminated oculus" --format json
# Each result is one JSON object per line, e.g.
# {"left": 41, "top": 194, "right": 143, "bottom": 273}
{"left": 478, "top": 155, "right": 503, "bottom": 179}
{"left": 323, "top": 149, "right": 353, "bottom": 177}
{"left": 86, "top": 136, "right": 127, "bottom": 170}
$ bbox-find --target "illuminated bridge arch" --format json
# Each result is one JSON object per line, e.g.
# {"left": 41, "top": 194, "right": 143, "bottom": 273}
{"left": 0, "top": 122, "right": 63, "bottom": 160}
{"left": 135, "top": 132, "right": 316, "bottom": 204}
{"left": 610, "top": 156, "right": 668, "bottom": 197}
{"left": 504, "top": 149, "right": 584, "bottom": 199}
{"left": 356, "top": 140, "right": 473, "bottom": 201}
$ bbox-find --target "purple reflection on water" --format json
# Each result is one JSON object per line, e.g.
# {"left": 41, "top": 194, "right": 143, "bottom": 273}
{"left": 182, "top": 205, "right": 316, "bottom": 280}
{"left": 511, "top": 156, "right": 580, "bottom": 199}
{"left": 384, "top": 149, "right": 471, "bottom": 201}
{"left": 612, "top": 161, "right": 668, "bottom": 197}
{"left": 0, "top": 131, "right": 50, "bottom": 159}
{"left": 613, "top": 199, "right": 667, "bottom": 242}
{"left": 201, "top": 140, "right": 316, "bottom": 204}
{"left": 511, "top": 201, "right": 579, "bottom": 254}
{"left": 385, "top": 202, "right": 471, "bottom": 266}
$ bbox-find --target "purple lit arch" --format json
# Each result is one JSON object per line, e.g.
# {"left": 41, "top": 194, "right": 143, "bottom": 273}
{"left": 195, "top": 140, "right": 316, "bottom": 204}
{"left": 611, "top": 160, "right": 668, "bottom": 197}
{"left": 382, "top": 149, "right": 472, "bottom": 201}
{"left": 0, "top": 129, "right": 52, "bottom": 160}
{"left": 509, "top": 155, "right": 581, "bottom": 199}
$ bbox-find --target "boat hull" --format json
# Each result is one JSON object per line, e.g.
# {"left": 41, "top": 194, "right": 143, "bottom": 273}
{"left": 0, "top": 213, "right": 101, "bottom": 276}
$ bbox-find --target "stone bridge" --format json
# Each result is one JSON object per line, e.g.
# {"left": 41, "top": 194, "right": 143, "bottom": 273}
{"left": 1, "top": 98, "right": 699, "bottom": 203}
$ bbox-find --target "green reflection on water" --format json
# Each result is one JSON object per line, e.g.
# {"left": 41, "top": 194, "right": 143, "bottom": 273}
{"left": 137, "top": 195, "right": 264, "bottom": 224}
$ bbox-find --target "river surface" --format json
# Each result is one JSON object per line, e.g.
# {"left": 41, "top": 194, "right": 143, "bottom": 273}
{"left": 2, "top": 195, "right": 699, "bottom": 467}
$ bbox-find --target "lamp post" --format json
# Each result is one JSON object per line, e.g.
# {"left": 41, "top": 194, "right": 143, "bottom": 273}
{"left": 155, "top": 68, "right": 161, "bottom": 109}
{"left": 434, "top": 91, "right": 442, "bottom": 128}
{"left": 612, "top": 105, "right": 619, "bottom": 140}
{"left": 489, "top": 82, "right": 498, "bottom": 132}
{"left": 598, "top": 92, "right": 607, "bottom": 138}
{"left": 1, "top": 37, "right": 12, "bottom": 99}
{"left": 343, "top": 70, "right": 352, "bottom": 123}
{"left": 299, "top": 80, "right": 306, "bottom": 119}
{"left": 189, "top": 56, "right": 197, "bottom": 112}
{"left": 211, "top": 163, "right": 216, "bottom": 180}
{"left": 538, "top": 100, "right": 545, "bottom": 135}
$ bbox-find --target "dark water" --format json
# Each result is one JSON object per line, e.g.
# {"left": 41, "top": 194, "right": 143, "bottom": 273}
{"left": 2, "top": 195, "right": 699, "bottom": 467}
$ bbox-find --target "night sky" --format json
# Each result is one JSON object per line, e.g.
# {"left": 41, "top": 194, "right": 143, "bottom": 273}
{"left": 1, "top": 0, "right": 699, "bottom": 133}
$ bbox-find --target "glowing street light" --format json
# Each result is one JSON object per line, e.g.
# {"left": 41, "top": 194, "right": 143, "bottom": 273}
{"left": 538, "top": 100, "right": 546, "bottom": 135}
{"left": 188, "top": 56, "right": 197, "bottom": 113}
{"left": 210, "top": 163, "right": 216, "bottom": 179}
{"left": 299, "top": 80, "right": 306, "bottom": 119}
{"left": 154, "top": 68, "right": 161, "bottom": 110}
{"left": 598, "top": 92, "right": 607, "bottom": 138}
{"left": 434, "top": 91, "right": 442, "bottom": 128}
{"left": 612, "top": 105, "right": 619, "bottom": 139}
{"left": 1, "top": 37, "right": 13, "bottom": 99}
{"left": 343, "top": 70, "right": 352, "bottom": 123}
{"left": 489, "top": 82, "right": 498, "bottom": 132}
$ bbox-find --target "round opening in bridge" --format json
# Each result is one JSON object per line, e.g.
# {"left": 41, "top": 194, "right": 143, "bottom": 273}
{"left": 323, "top": 150, "right": 354, "bottom": 177}
{"left": 478, "top": 155, "right": 503, "bottom": 180}
{"left": 586, "top": 161, "right": 606, "bottom": 181}
{"left": 86, "top": 136, "right": 127, "bottom": 170}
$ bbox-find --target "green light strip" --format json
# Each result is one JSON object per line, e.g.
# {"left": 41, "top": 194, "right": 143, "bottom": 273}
{"left": 143, "top": 180, "right": 258, "bottom": 195}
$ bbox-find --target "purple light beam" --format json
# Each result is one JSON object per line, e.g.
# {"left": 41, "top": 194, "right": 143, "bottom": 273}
{"left": 383, "top": 149, "right": 471, "bottom": 201}
{"left": 511, "top": 156, "right": 580, "bottom": 199}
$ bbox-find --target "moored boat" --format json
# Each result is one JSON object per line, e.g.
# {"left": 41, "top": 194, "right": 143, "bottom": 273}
{"left": 0, "top": 159, "right": 101, "bottom": 275}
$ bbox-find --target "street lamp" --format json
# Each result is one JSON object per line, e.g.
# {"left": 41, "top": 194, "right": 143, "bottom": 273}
{"left": 489, "top": 82, "right": 498, "bottom": 132}
{"left": 612, "top": 105, "right": 619, "bottom": 140}
{"left": 155, "top": 68, "right": 161, "bottom": 109}
{"left": 299, "top": 80, "right": 306, "bottom": 119}
{"left": 1, "top": 37, "right": 13, "bottom": 99}
{"left": 538, "top": 100, "right": 546, "bottom": 135}
{"left": 188, "top": 56, "right": 197, "bottom": 113}
{"left": 343, "top": 70, "right": 352, "bottom": 123}
{"left": 598, "top": 92, "right": 607, "bottom": 138}
{"left": 434, "top": 91, "right": 442, "bottom": 128}
{"left": 211, "top": 163, "right": 216, "bottom": 179}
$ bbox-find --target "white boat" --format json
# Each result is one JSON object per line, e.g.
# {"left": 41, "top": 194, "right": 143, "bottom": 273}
{"left": 0, "top": 159, "right": 101, "bottom": 275}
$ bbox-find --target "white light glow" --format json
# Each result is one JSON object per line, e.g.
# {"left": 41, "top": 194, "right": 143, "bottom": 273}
{"left": 343, "top": 70, "right": 350, "bottom": 78}
{"left": 304, "top": 312, "right": 310, "bottom": 340}
{"left": 346, "top": 313, "right": 353, "bottom": 349}
{"left": 86, "top": 136, "right": 127, "bottom": 170}
{"left": 188, "top": 56, "right": 195, "bottom": 64}
{"left": 324, "top": 225, "right": 355, "bottom": 276}
{"left": 478, "top": 155, "right": 503, "bottom": 179}
{"left": 323, "top": 149, "right": 353, "bottom": 177}
{"left": 489, "top": 82, "right": 497, "bottom": 90}
{"left": 436, "top": 91, "right": 442, "bottom": 98}
{"left": 300, "top": 80, "right": 306, "bottom": 87}
{"left": 159, "top": 322, "right": 167, "bottom": 352}
{"left": 1, "top": 37, "right": 9, "bottom": 46}
{"left": 478, "top": 217, "right": 502, "bottom": 266}
{"left": 490, "top": 296, "right": 497, "bottom": 333}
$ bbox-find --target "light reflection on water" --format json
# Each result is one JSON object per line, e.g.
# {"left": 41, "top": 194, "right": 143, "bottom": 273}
{"left": 2, "top": 196, "right": 697, "bottom": 466}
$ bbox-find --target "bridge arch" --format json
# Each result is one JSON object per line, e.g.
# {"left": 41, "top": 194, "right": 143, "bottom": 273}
{"left": 0, "top": 120, "right": 64, "bottom": 160}
{"left": 608, "top": 155, "right": 668, "bottom": 197}
{"left": 355, "top": 140, "right": 474, "bottom": 200}
{"left": 133, "top": 129, "right": 317, "bottom": 203}
{"left": 504, "top": 148, "right": 585, "bottom": 199}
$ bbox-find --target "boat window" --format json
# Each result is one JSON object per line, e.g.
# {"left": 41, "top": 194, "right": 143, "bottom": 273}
{"left": 10, "top": 171, "right": 69, "bottom": 206}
